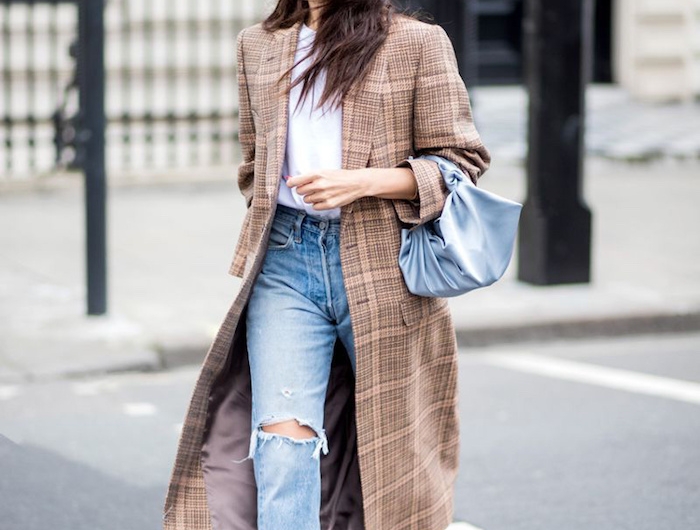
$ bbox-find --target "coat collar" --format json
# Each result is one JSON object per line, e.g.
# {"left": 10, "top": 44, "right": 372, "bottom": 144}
{"left": 265, "top": 20, "right": 386, "bottom": 198}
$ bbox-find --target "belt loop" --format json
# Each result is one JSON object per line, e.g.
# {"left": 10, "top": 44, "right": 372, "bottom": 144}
{"left": 294, "top": 210, "right": 305, "bottom": 243}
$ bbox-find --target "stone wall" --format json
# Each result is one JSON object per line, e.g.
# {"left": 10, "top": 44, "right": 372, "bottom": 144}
{"left": 614, "top": 0, "right": 700, "bottom": 102}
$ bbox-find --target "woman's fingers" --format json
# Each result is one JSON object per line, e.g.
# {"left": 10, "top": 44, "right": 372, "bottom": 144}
{"left": 288, "top": 176, "right": 324, "bottom": 198}
{"left": 286, "top": 169, "right": 361, "bottom": 209}
{"left": 302, "top": 192, "right": 318, "bottom": 204}
{"left": 301, "top": 190, "right": 337, "bottom": 210}
{"left": 296, "top": 182, "right": 321, "bottom": 196}
{"left": 292, "top": 175, "right": 331, "bottom": 198}
{"left": 286, "top": 173, "right": 319, "bottom": 188}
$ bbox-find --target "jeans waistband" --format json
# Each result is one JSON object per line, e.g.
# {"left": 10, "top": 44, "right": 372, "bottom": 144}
{"left": 274, "top": 204, "right": 341, "bottom": 236}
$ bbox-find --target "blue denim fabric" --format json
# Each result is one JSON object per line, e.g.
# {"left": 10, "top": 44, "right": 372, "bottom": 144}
{"left": 244, "top": 203, "right": 356, "bottom": 530}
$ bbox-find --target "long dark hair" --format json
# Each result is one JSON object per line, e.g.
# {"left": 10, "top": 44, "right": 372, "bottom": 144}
{"left": 262, "top": 0, "right": 430, "bottom": 113}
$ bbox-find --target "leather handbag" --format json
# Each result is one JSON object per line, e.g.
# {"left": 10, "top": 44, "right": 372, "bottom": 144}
{"left": 398, "top": 154, "right": 523, "bottom": 297}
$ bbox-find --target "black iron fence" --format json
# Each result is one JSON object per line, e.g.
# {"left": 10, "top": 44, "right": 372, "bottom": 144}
{"left": 1, "top": 0, "right": 266, "bottom": 180}
{"left": 2, "top": 0, "right": 75, "bottom": 177}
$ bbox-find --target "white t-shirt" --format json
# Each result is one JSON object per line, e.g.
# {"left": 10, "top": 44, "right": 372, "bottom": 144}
{"left": 278, "top": 23, "right": 343, "bottom": 219}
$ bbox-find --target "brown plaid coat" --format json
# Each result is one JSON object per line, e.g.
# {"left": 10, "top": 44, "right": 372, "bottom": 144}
{"left": 163, "top": 13, "right": 489, "bottom": 530}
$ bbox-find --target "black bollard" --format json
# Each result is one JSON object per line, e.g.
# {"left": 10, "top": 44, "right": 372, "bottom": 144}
{"left": 518, "top": 0, "right": 593, "bottom": 285}
{"left": 78, "top": 0, "right": 108, "bottom": 314}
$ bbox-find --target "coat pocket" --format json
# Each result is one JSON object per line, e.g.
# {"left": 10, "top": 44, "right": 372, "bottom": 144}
{"left": 400, "top": 296, "right": 447, "bottom": 327}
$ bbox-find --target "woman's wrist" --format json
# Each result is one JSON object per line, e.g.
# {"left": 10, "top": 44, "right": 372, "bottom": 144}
{"left": 358, "top": 167, "right": 418, "bottom": 201}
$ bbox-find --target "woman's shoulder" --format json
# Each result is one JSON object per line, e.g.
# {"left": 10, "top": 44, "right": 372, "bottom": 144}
{"left": 237, "top": 22, "right": 273, "bottom": 47}
{"left": 386, "top": 13, "right": 447, "bottom": 49}
{"left": 236, "top": 22, "right": 277, "bottom": 70}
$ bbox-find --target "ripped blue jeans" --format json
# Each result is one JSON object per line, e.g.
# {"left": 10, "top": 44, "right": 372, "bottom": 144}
{"left": 244, "top": 203, "right": 357, "bottom": 530}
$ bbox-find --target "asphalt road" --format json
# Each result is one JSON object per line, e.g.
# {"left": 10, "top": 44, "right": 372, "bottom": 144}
{"left": 1, "top": 332, "right": 699, "bottom": 530}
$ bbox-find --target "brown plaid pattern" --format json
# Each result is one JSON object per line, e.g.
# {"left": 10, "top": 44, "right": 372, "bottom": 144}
{"left": 163, "top": 13, "right": 489, "bottom": 530}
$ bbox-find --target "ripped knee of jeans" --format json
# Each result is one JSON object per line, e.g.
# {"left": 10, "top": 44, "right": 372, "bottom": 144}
{"left": 232, "top": 417, "right": 329, "bottom": 464}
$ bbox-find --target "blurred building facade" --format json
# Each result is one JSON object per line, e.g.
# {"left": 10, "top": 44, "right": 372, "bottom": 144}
{"left": 474, "top": 0, "right": 700, "bottom": 102}
{"left": 1, "top": 0, "right": 698, "bottom": 182}
{"left": 0, "top": 0, "right": 270, "bottom": 179}
{"left": 615, "top": 0, "right": 700, "bottom": 102}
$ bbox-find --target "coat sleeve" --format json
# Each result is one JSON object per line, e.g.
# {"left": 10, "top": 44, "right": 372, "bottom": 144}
{"left": 236, "top": 28, "right": 255, "bottom": 209}
{"left": 392, "top": 23, "right": 491, "bottom": 226}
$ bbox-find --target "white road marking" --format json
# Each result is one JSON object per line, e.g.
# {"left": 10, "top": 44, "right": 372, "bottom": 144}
{"left": 72, "top": 379, "right": 120, "bottom": 396}
{"left": 448, "top": 523, "right": 485, "bottom": 530}
{"left": 123, "top": 402, "right": 158, "bottom": 416}
{"left": 0, "top": 386, "right": 20, "bottom": 401}
{"left": 482, "top": 353, "right": 700, "bottom": 406}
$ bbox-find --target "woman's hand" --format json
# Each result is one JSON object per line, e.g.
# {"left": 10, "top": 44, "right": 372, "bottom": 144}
{"left": 286, "top": 167, "right": 418, "bottom": 211}
{"left": 286, "top": 169, "right": 369, "bottom": 211}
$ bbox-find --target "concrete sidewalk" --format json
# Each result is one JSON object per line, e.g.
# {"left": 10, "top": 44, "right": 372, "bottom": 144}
{"left": 1, "top": 157, "right": 699, "bottom": 383}
{"left": 471, "top": 85, "right": 700, "bottom": 163}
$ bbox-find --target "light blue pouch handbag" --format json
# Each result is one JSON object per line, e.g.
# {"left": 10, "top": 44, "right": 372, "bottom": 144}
{"left": 398, "top": 154, "right": 523, "bottom": 297}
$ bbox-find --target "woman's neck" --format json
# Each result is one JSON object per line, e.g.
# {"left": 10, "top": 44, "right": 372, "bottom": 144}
{"left": 306, "top": 1, "right": 323, "bottom": 31}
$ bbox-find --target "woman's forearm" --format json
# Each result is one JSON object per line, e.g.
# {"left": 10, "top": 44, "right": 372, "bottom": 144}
{"left": 359, "top": 167, "right": 418, "bottom": 201}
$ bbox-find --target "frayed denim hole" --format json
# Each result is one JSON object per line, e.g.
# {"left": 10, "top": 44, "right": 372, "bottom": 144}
{"left": 238, "top": 419, "right": 330, "bottom": 461}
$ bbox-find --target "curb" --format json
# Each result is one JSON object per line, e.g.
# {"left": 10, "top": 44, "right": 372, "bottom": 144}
{"left": 158, "top": 311, "right": 700, "bottom": 371}
{"left": 4, "top": 311, "right": 698, "bottom": 384}
{"left": 0, "top": 349, "right": 164, "bottom": 385}
{"left": 454, "top": 311, "right": 700, "bottom": 348}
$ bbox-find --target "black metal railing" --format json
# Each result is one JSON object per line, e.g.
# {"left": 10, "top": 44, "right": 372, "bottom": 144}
{"left": 1, "top": 0, "right": 265, "bottom": 180}
{"left": 104, "top": 0, "right": 253, "bottom": 173}
{"left": 2, "top": 0, "right": 77, "bottom": 177}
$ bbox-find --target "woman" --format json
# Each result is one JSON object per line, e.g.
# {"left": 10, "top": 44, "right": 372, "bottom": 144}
{"left": 163, "top": 1, "right": 490, "bottom": 529}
